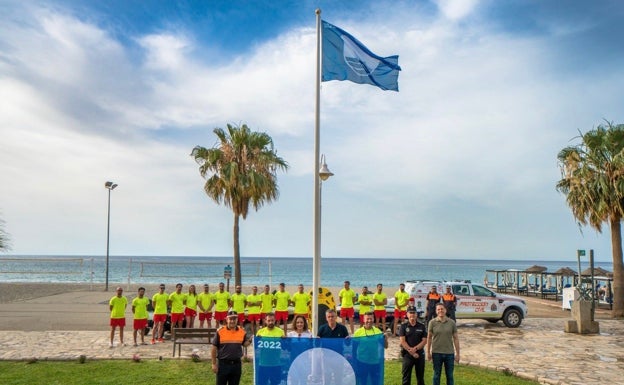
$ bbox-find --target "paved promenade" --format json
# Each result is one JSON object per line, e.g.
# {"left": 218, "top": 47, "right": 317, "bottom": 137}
{"left": 1, "top": 290, "right": 623, "bottom": 385}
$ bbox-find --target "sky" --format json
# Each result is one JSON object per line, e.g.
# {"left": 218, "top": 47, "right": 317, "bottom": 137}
{"left": 1, "top": 0, "right": 623, "bottom": 262}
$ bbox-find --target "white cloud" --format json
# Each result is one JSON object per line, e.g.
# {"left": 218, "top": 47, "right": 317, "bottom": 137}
{"left": 0, "top": 2, "right": 620, "bottom": 261}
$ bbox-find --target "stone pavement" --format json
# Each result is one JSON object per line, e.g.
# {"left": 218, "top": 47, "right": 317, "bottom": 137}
{"left": 0, "top": 290, "right": 623, "bottom": 384}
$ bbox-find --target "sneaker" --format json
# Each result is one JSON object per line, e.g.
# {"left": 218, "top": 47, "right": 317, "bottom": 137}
{"left": 109, "top": 343, "right": 114, "bottom": 348}
{"left": 150, "top": 339, "right": 156, "bottom": 345}
{"left": 158, "top": 338, "right": 164, "bottom": 343}
{"left": 141, "top": 342, "right": 148, "bottom": 345}
{"left": 133, "top": 343, "right": 138, "bottom": 347}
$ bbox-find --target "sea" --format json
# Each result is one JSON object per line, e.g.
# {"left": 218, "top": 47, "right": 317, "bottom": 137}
{"left": 0, "top": 255, "right": 614, "bottom": 289}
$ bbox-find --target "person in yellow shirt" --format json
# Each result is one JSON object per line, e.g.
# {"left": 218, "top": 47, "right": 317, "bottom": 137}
{"left": 373, "top": 283, "right": 388, "bottom": 331}
{"left": 185, "top": 284, "right": 198, "bottom": 328}
{"left": 151, "top": 284, "right": 168, "bottom": 343}
{"left": 358, "top": 286, "right": 373, "bottom": 325}
{"left": 256, "top": 313, "right": 286, "bottom": 385}
{"left": 168, "top": 283, "right": 186, "bottom": 329}
{"left": 394, "top": 283, "right": 411, "bottom": 336}
{"left": 260, "top": 284, "right": 274, "bottom": 325}
{"left": 291, "top": 283, "right": 311, "bottom": 319}
{"left": 246, "top": 285, "right": 262, "bottom": 334}
{"left": 213, "top": 282, "right": 231, "bottom": 326}
{"left": 353, "top": 312, "right": 388, "bottom": 385}
{"left": 109, "top": 287, "right": 127, "bottom": 348}
{"left": 131, "top": 287, "right": 149, "bottom": 346}
{"left": 339, "top": 280, "right": 357, "bottom": 334}
{"left": 198, "top": 283, "right": 214, "bottom": 328}
{"left": 273, "top": 282, "right": 291, "bottom": 334}
{"left": 230, "top": 285, "right": 247, "bottom": 325}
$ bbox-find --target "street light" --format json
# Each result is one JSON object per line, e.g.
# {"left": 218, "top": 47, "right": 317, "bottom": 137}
{"left": 104, "top": 181, "right": 118, "bottom": 292}
{"left": 312, "top": 154, "right": 333, "bottom": 335}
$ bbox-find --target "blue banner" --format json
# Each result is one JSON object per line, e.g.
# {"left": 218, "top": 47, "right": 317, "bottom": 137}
{"left": 254, "top": 335, "right": 385, "bottom": 385}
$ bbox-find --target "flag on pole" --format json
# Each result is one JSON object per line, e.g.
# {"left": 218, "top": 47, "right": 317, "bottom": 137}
{"left": 322, "top": 20, "right": 401, "bottom": 91}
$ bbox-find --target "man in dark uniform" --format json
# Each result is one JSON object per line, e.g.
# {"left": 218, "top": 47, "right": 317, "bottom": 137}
{"left": 317, "top": 309, "right": 349, "bottom": 384}
{"left": 425, "top": 286, "right": 441, "bottom": 325}
{"left": 442, "top": 286, "right": 458, "bottom": 321}
{"left": 211, "top": 310, "right": 252, "bottom": 385}
{"left": 399, "top": 307, "right": 428, "bottom": 385}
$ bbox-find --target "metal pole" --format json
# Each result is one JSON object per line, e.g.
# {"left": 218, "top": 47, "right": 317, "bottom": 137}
{"left": 105, "top": 187, "right": 111, "bottom": 292}
{"left": 312, "top": 8, "right": 322, "bottom": 337}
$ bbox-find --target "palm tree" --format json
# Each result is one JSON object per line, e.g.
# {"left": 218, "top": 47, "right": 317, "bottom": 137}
{"left": 556, "top": 121, "right": 624, "bottom": 318}
{"left": 0, "top": 214, "right": 10, "bottom": 252}
{"left": 191, "top": 124, "right": 288, "bottom": 287}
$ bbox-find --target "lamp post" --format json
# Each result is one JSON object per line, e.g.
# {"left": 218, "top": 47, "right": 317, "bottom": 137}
{"left": 312, "top": 155, "right": 333, "bottom": 336}
{"left": 104, "top": 181, "right": 118, "bottom": 291}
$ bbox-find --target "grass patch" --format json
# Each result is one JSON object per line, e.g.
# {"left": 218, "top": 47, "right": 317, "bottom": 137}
{"left": 0, "top": 359, "right": 537, "bottom": 385}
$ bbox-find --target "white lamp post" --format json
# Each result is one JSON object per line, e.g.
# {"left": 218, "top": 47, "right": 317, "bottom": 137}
{"left": 104, "top": 181, "right": 118, "bottom": 292}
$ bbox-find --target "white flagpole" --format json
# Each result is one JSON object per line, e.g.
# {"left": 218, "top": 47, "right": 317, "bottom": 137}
{"left": 312, "top": 8, "right": 322, "bottom": 338}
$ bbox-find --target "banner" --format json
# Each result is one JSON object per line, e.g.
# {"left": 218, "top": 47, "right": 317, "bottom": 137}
{"left": 254, "top": 335, "right": 385, "bottom": 385}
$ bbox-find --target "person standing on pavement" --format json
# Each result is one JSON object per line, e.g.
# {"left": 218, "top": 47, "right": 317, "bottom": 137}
{"left": 373, "top": 283, "right": 388, "bottom": 331}
{"left": 131, "top": 287, "right": 149, "bottom": 346}
{"left": 198, "top": 284, "right": 214, "bottom": 328}
{"left": 442, "top": 286, "right": 457, "bottom": 321}
{"left": 399, "top": 307, "right": 428, "bottom": 385}
{"left": 151, "top": 284, "right": 168, "bottom": 343}
{"left": 273, "top": 283, "right": 291, "bottom": 334}
{"left": 168, "top": 283, "right": 186, "bottom": 329}
{"left": 211, "top": 310, "right": 252, "bottom": 385}
{"left": 339, "top": 280, "right": 357, "bottom": 334}
{"left": 427, "top": 303, "right": 460, "bottom": 385}
{"left": 425, "top": 286, "right": 441, "bottom": 325}
{"left": 109, "top": 286, "right": 127, "bottom": 348}
{"left": 358, "top": 286, "right": 373, "bottom": 325}
{"left": 394, "top": 283, "right": 410, "bottom": 336}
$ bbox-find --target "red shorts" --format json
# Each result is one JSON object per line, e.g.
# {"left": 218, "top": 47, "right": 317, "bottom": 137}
{"left": 394, "top": 309, "right": 407, "bottom": 319}
{"left": 184, "top": 308, "right": 197, "bottom": 317}
{"left": 237, "top": 314, "right": 246, "bottom": 324}
{"left": 110, "top": 318, "right": 125, "bottom": 327}
{"left": 198, "top": 312, "right": 213, "bottom": 321}
{"left": 340, "top": 307, "right": 354, "bottom": 319}
{"left": 247, "top": 313, "right": 261, "bottom": 322}
{"left": 171, "top": 313, "right": 184, "bottom": 323}
{"left": 214, "top": 311, "right": 228, "bottom": 321}
{"left": 153, "top": 314, "right": 167, "bottom": 323}
{"left": 133, "top": 319, "right": 148, "bottom": 330}
{"left": 374, "top": 310, "right": 387, "bottom": 320}
{"left": 275, "top": 310, "right": 289, "bottom": 322}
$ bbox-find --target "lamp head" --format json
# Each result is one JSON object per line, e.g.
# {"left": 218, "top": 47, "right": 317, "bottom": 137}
{"left": 318, "top": 155, "right": 334, "bottom": 181}
{"left": 105, "top": 181, "right": 118, "bottom": 190}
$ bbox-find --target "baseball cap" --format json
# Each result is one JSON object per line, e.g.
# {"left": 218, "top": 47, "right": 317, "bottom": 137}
{"left": 407, "top": 306, "right": 417, "bottom": 313}
{"left": 227, "top": 310, "right": 238, "bottom": 318}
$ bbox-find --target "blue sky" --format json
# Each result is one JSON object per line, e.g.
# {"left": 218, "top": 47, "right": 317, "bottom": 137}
{"left": 1, "top": 0, "right": 623, "bottom": 262}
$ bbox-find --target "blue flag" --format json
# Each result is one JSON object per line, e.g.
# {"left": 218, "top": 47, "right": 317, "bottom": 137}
{"left": 254, "top": 335, "right": 385, "bottom": 385}
{"left": 322, "top": 20, "right": 401, "bottom": 92}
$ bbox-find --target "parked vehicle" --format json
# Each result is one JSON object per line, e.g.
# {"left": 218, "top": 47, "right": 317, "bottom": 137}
{"left": 389, "top": 280, "right": 528, "bottom": 328}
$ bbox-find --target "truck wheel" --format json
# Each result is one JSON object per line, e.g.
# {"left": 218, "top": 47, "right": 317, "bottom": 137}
{"left": 502, "top": 309, "right": 522, "bottom": 328}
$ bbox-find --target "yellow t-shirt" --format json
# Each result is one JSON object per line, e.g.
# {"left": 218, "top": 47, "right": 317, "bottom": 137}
{"left": 246, "top": 293, "right": 262, "bottom": 315}
{"left": 274, "top": 291, "right": 290, "bottom": 311}
{"left": 169, "top": 292, "right": 186, "bottom": 313}
{"left": 152, "top": 292, "right": 168, "bottom": 315}
{"left": 132, "top": 296, "right": 149, "bottom": 320}
{"left": 213, "top": 291, "right": 231, "bottom": 312}
{"left": 358, "top": 293, "right": 373, "bottom": 314}
{"left": 373, "top": 292, "right": 387, "bottom": 311}
{"left": 260, "top": 292, "right": 274, "bottom": 313}
{"left": 292, "top": 292, "right": 311, "bottom": 314}
{"left": 395, "top": 290, "right": 410, "bottom": 310}
{"left": 185, "top": 293, "right": 198, "bottom": 311}
{"left": 231, "top": 293, "right": 247, "bottom": 313}
{"left": 339, "top": 288, "right": 356, "bottom": 308}
{"left": 109, "top": 295, "right": 127, "bottom": 319}
{"left": 198, "top": 292, "right": 213, "bottom": 311}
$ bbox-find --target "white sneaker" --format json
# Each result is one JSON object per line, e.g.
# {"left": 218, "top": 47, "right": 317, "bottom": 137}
{"left": 109, "top": 343, "right": 114, "bottom": 348}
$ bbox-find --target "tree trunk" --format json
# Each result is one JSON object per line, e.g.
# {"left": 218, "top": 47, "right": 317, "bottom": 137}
{"left": 233, "top": 213, "right": 242, "bottom": 287}
{"left": 610, "top": 217, "right": 624, "bottom": 318}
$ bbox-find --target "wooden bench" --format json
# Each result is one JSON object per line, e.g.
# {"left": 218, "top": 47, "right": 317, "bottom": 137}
{"left": 172, "top": 327, "right": 216, "bottom": 357}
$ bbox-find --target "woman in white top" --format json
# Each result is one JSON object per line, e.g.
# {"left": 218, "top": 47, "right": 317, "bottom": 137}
{"left": 287, "top": 315, "right": 312, "bottom": 338}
